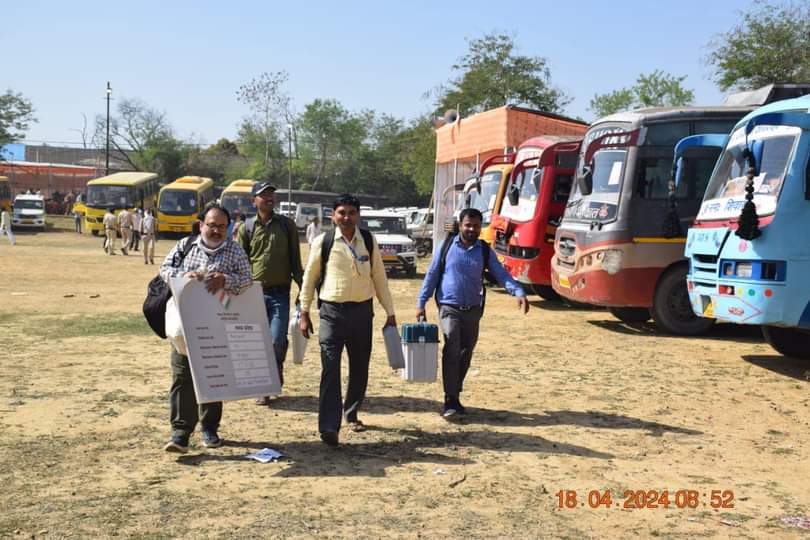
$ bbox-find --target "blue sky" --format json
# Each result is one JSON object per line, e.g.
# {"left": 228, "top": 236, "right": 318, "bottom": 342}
{"left": 5, "top": 0, "right": 756, "bottom": 146}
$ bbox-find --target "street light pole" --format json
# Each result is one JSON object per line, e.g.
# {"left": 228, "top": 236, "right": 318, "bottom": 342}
{"left": 105, "top": 82, "right": 112, "bottom": 175}
{"left": 286, "top": 123, "right": 293, "bottom": 216}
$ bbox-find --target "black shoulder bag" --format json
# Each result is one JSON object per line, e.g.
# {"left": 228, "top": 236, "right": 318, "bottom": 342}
{"left": 142, "top": 235, "right": 197, "bottom": 339}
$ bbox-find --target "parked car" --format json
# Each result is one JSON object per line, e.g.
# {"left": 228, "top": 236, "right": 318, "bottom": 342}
{"left": 361, "top": 210, "right": 416, "bottom": 277}
{"left": 12, "top": 193, "right": 46, "bottom": 229}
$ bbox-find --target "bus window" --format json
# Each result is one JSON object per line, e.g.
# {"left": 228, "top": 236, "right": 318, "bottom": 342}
{"left": 635, "top": 157, "right": 671, "bottom": 199}
{"left": 553, "top": 174, "right": 573, "bottom": 202}
{"left": 645, "top": 122, "right": 690, "bottom": 146}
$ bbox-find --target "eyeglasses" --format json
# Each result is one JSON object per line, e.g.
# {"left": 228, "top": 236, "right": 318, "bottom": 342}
{"left": 203, "top": 222, "right": 228, "bottom": 231}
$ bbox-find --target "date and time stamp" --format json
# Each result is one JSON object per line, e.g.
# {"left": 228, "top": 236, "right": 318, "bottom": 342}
{"left": 555, "top": 489, "right": 735, "bottom": 510}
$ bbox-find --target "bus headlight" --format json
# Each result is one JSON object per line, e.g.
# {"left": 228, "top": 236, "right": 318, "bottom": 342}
{"left": 600, "top": 249, "right": 623, "bottom": 275}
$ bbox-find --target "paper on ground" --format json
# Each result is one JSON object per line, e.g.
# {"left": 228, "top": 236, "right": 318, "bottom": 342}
{"left": 246, "top": 448, "right": 285, "bottom": 463}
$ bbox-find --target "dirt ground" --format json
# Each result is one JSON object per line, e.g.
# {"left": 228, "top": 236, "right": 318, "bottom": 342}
{"left": 1, "top": 219, "right": 810, "bottom": 539}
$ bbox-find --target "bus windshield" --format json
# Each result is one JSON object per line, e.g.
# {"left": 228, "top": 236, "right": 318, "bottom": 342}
{"left": 159, "top": 190, "right": 198, "bottom": 214}
{"left": 698, "top": 125, "right": 799, "bottom": 221}
{"left": 361, "top": 216, "right": 406, "bottom": 234}
{"left": 220, "top": 193, "right": 256, "bottom": 216}
{"left": 467, "top": 170, "right": 502, "bottom": 224}
{"left": 87, "top": 185, "right": 135, "bottom": 208}
{"left": 501, "top": 167, "right": 542, "bottom": 221}
{"left": 565, "top": 149, "right": 627, "bottom": 222}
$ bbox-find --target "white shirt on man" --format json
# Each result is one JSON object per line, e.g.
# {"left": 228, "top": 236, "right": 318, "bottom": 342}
{"left": 306, "top": 221, "right": 321, "bottom": 244}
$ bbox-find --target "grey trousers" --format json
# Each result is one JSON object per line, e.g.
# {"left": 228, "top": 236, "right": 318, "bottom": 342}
{"left": 318, "top": 300, "right": 373, "bottom": 433}
{"left": 439, "top": 305, "right": 482, "bottom": 398}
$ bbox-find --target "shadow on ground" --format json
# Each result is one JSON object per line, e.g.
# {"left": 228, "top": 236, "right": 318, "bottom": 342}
{"left": 263, "top": 395, "right": 701, "bottom": 436}
{"left": 742, "top": 354, "right": 810, "bottom": 382}
{"left": 586, "top": 319, "right": 764, "bottom": 342}
{"left": 177, "top": 427, "right": 614, "bottom": 477}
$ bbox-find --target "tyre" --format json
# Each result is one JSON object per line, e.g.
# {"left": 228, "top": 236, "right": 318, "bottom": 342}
{"left": 531, "top": 284, "right": 561, "bottom": 301}
{"left": 609, "top": 307, "right": 651, "bottom": 323}
{"left": 762, "top": 326, "right": 810, "bottom": 359}
{"left": 405, "top": 265, "right": 417, "bottom": 278}
{"left": 651, "top": 265, "right": 714, "bottom": 335}
{"left": 91, "top": 229, "right": 99, "bottom": 236}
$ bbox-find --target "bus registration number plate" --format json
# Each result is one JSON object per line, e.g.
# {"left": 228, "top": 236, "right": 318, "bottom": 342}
{"left": 703, "top": 300, "right": 715, "bottom": 318}
{"left": 558, "top": 275, "right": 570, "bottom": 288}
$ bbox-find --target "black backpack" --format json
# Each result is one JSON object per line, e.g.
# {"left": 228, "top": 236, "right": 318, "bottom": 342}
{"left": 316, "top": 228, "right": 374, "bottom": 306}
{"left": 435, "top": 233, "right": 496, "bottom": 312}
{"left": 142, "top": 235, "right": 197, "bottom": 339}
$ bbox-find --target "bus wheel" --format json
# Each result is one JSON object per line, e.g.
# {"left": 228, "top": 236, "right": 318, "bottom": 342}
{"left": 762, "top": 326, "right": 810, "bottom": 359}
{"left": 531, "top": 285, "right": 561, "bottom": 301}
{"left": 609, "top": 307, "right": 651, "bottom": 323}
{"left": 91, "top": 229, "right": 99, "bottom": 236}
{"left": 652, "top": 266, "right": 714, "bottom": 335}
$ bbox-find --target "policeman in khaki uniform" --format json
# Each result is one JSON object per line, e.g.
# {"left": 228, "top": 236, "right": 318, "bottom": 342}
{"left": 117, "top": 207, "right": 133, "bottom": 255}
{"left": 102, "top": 208, "right": 118, "bottom": 255}
{"left": 299, "top": 194, "right": 396, "bottom": 447}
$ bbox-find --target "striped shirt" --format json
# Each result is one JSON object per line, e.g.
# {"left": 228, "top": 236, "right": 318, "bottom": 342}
{"left": 159, "top": 237, "right": 252, "bottom": 296}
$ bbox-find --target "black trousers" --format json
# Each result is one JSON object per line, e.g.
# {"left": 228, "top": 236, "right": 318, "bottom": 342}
{"left": 439, "top": 305, "right": 482, "bottom": 398}
{"left": 318, "top": 300, "right": 373, "bottom": 433}
{"left": 169, "top": 347, "right": 222, "bottom": 437}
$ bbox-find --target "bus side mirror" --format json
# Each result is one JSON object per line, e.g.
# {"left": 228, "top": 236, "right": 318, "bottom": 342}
{"left": 577, "top": 165, "right": 593, "bottom": 196}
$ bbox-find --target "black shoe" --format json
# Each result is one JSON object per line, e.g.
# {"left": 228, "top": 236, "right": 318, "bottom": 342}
{"left": 201, "top": 430, "right": 222, "bottom": 448}
{"left": 320, "top": 431, "right": 339, "bottom": 447}
{"left": 163, "top": 435, "right": 189, "bottom": 453}
{"left": 456, "top": 399, "right": 467, "bottom": 415}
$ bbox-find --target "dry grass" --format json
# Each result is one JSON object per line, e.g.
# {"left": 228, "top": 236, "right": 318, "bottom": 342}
{"left": 1, "top": 226, "right": 809, "bottom": 538}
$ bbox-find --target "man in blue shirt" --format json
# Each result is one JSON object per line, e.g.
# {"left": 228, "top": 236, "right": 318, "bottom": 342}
{"left": 416, "top": 208, "right": 529, "bottom": 418}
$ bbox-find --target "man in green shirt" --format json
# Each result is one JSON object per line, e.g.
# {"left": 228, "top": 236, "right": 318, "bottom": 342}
{"left": 237, "top": 181, "right": 303, "bottom": 404}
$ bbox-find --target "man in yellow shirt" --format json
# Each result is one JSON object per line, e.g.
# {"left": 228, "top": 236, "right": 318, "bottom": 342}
{"left": 299, "top": 194, "right": 397, "bottom": 447}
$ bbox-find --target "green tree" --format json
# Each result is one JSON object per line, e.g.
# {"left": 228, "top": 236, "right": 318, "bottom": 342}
{"left": 706, "top": 1, "right": 810, "bottom": 91}
{"left": 399, "top": 118, "right": 435, "bottom": 197}
{"left": 435, "top": 32, "right": 570, "bottom": 115}
{"left": 589, "top": 70, "right": 695, "bottom": 118}
{"left": 0, "top": 90, "right": 36, "bottom": 152}
{"left": 236, "top": 71, "right": 292, "bottom": 166}
{"left": 94, "top": 98, "right": 189, "bottom": 179}
{"left": 297, "top": 99, "right": 367, "bottom": 191}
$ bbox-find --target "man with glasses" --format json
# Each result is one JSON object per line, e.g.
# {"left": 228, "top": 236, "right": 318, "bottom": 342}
{"left": 299, "top": 194, "right": 397, "bottom": 447}
{"left": 237, "top": 180, "right": 303, "bottom": 404}
{"left": 159, "top": 203, "right": 252, "bottom": 453}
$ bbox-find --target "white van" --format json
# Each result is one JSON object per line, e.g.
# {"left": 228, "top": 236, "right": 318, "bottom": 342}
{"left": 295, "top": 202, "right": 322, "bottom": 230}
{"left": 12, "top": 193, "right": 46, "bottom": 229}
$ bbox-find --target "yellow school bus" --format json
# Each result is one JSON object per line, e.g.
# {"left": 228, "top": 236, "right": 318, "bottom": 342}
{"left": 157, "top": 176, "right": 215, "bottom": 234}
{"left": 220, "top": 179, "right": 257, "bottom": 218}
{"left": 84, "top": 172, "right": 160, "bottom": 235}
{"left": 0, "top": 176, "right": 11, "bottom": 212}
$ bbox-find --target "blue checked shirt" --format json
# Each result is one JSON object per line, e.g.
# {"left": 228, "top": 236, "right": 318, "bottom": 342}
{"left": 159, "top": 237, "right": 252, "bottom": 295}
{"left": 417, "top": 236, "right": 525, "bottom": 309}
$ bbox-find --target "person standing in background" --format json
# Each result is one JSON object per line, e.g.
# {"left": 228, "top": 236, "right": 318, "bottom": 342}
{"left": 306, "top": 216, "right": 321, "bottom": 244}
{"left": 0, "top": 206, "right": 16, "bottom": 246}
{"left": 103, "top": 208, "right": 118, "bottom": 255}
{"left": 141, "top": 208, "right": 157, "bottom": 264}
{"left": 130, "top": 209, "right": 142, "bottom": 252}
{"left": 117, "top": 208, "right": 132, "bottom": 255}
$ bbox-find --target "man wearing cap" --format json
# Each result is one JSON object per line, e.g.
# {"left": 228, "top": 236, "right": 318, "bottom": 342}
{"left": 237, "top": 180, "right": 303, "bottom": 404}
{"left": 299, "top": 194, "right": 397, "bottom": 447}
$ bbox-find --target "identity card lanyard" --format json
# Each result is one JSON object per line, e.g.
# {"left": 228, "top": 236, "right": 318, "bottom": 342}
{"left": 341, "top": 236, "right": 369, "bottom": 274}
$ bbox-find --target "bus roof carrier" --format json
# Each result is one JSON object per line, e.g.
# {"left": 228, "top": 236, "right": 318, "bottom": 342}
{"left": 724, "top": 83, "right": 810, "bottom": 107}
